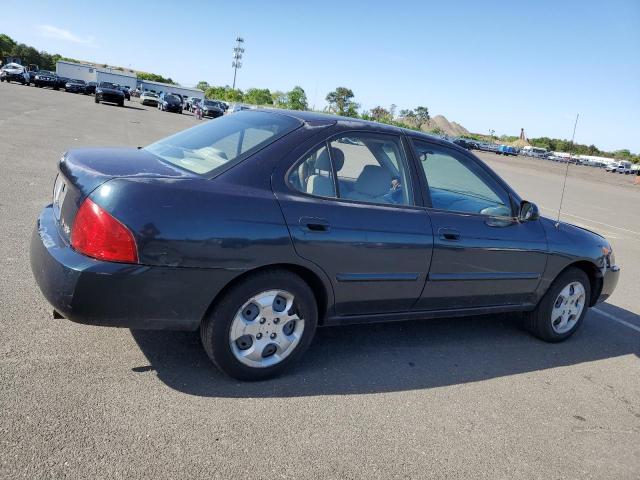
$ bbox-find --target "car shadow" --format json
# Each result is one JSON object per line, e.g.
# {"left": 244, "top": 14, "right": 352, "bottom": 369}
{"left": 98, "top": 102, "right": 146, "bottom": 111}
{"left": 130, "top": 307, "right": 639, "bottom": 398}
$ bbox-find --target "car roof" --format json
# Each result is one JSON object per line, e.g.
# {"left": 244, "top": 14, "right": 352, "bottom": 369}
{"left": 253, "top": 108, "right": 450, "bottom": 146}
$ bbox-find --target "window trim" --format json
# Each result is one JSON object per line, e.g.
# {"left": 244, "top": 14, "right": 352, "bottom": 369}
{"left": 408, "top": 137, "right": 517, "bottom": 219}
{"left": 284, "top": 130, "right": 421, "bottom": 210}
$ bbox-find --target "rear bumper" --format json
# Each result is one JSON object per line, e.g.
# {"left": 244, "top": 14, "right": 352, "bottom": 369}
{"left": 30, "top": 205, "right": 241, "bottom": 330}
{"left": 596, "top": 264, "right": 620, "bottom": 303}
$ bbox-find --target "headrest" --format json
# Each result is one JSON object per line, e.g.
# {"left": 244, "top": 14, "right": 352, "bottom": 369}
{"left": 355, "top": 165, "right": 391, "bottom": 196}
{"left": 314, "top": 147, "right": 345, "bottom": 172}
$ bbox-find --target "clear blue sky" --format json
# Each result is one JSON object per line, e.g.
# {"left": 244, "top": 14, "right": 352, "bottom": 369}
{"left": 3, "top": 0, "right": 639, "bottom": 152}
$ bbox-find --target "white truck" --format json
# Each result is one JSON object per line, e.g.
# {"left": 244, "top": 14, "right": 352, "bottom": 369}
{"left": 608, "top": 161, "right": 633, "bottom": 174}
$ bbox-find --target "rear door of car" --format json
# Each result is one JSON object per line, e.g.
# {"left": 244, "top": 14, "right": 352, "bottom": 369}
{"left": 273, "top": 128, "right": 433, "bottom": 317}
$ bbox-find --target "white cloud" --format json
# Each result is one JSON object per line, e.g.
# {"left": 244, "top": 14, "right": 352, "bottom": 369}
{"left": 37, "top": 25, "right": 96, "bottom": 46}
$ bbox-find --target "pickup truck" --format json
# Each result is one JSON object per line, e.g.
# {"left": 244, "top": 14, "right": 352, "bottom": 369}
{"left": 606, "top": 161, "right": 632, "bottom": 174}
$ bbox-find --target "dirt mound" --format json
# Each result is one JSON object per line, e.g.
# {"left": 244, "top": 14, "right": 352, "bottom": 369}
{"left": 420, "top": 115, "right": 470, "bottom": 137}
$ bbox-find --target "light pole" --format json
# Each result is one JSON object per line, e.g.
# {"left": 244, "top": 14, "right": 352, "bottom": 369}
{"left": 232, "top": 37, "right": 244, "bottom": 90}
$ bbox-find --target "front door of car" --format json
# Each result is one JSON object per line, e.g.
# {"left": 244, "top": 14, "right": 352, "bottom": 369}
{"left": 274, "top": 131, "right": 433, "bottom": 316}
{"left": 408, "top": 139, "right": 548, "bottom": 311}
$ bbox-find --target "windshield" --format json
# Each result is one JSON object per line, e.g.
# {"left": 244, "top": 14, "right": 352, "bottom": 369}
{"left": 99, "top": 82, "right": 118, "bottom": 89}
{"left": 144, "top": 111, "right": 301, "bottom": 175}
{"left": 143, "top": 92, "right": 158, "bottom": 97}
{"left": 72, "top": 79, "right": 85, "bottom": 84}
{"left": 203, "top": 100, "right": 218, "bottom": 107}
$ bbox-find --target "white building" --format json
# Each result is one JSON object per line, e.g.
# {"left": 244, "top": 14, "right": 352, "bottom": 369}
{"left": 56, "top": 60, "right": 138, "bottom": 89}
{"left": 55, "top": 60, "right": 204, "bottom": 99}
{"left": 136, "top": 79, "right": 204, "bottom": 100}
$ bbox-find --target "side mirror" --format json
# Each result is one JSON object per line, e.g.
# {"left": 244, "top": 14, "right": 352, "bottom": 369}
{"left": 519, "top": 201, "right": 540, "bottom": 222}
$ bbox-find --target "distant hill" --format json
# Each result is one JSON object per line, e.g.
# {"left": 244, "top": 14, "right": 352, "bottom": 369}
{"left": 419, "top": 115, "right": 470, "bottom": 137}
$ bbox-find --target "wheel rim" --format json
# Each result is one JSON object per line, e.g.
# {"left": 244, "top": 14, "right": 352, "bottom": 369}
{"left": 229, "top": 290, "right": 304, "bottom": 368}
{"left": 551, "top": 281, "right": 586, "bottom": 334}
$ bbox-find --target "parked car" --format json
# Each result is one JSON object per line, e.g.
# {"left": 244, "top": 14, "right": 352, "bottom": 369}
{"left": 118, "top": 85, "right": 130, "bottom": 101}
{"left": 84, "top": 82, "right": 97, "bottom": 95}
{"left": 29, "top": 110, "right": 620, "bottom": 381}
{"left": 95, "top": 82, "right": 125, "bottom": 107}
{"left": 201, "top": 99, "right": 224, "bottom": 118}
{"left": 55, "top": 76, "right": 70, "bottom": 90}
{"left": 140, "top": 91, "right": 160, "bottom": 106}
{"left": 452, "top": 138, "right": 477, "bottom": 150}
{"left": 0, "top": 63, "right": 30, "bottom": 85}
{"left": 227, "top": 103, "right": 252, "bottom": 114}
{"left": 158, "top": 93, "right": 183, "bottom": 113}
{"left": 32, "top": 71, "right": 58, "bottom": 89}
{"left": 65, "top": 79, "right": 86, "bottom": 93}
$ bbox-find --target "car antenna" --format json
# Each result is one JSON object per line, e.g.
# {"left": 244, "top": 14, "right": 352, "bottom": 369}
{"left": 556, "top": 113, "right": 579, "bottom": 228}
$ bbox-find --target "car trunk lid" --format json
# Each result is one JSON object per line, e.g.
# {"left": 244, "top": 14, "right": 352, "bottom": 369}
{"left": 54, "top": 147, "right": 196, "bottom": 241}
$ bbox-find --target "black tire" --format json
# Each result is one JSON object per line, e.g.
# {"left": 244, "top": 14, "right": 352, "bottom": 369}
{"left": 201, "top": 269, "right": 318, "bottom": 381}
{"left": 118, "top": 101, "right": 124, "bottom": 107}
{"left": 524, "top": 267, "right": 590, "bottom": 342}
{"left": 95, "top": 97, "right": 99, "bottom": 104}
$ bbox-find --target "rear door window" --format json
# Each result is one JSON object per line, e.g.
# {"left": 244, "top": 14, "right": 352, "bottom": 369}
{"left": 288, "top": 133, "right": 414, "bottom": 207}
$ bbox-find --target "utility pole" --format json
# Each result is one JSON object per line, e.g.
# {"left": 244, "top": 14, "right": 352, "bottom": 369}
{"left": 232, "top": 37, "right": 245, "bottom": 90}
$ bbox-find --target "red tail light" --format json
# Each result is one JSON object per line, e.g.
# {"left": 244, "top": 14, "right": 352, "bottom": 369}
{"left": 71, "top": 198, "right": 138, "bottom": 263}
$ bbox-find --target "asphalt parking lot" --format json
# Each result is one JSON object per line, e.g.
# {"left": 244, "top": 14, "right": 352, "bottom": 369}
{"left": 1, "top": 82, "right": 638, "bottom": 479}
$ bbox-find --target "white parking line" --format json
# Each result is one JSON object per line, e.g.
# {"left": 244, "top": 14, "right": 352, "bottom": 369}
{"left": 593, "top": 307, "right": 640, "bottom": 334}
{"left": 539, "top": 206, "right": 640, "bottom": 238}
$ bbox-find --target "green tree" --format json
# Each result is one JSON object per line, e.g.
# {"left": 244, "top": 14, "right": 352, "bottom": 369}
{"left": 414, "top": 106, "right": 430, "bottom": 125}
{"left": 0, "top": 34, "right": 16, "bottom": 59}
{"left": 196, "top": 81, "right": 210, "bottom": 91}
{"left": 271, "top": 90, "right": 287, "bottom": 107}
{"left": 224, "top": 88, "right": 244, "bottom": 102}
{"left": 137, "top": 71, "right": 177, "bottom": 85}
{"left": 325, "top": 87, "right": 359, "bottom": 117}
{"left": 370, "top": 106, "right": 390, "bottom": 122}
{"left": 286, "top": 86, "right": 308, "bottom": 110}
{"left": 244, "top": 88, "right": 272, "bottom": 105}
{"left": 205, "top": 85, "right": 229, "bottom": 100}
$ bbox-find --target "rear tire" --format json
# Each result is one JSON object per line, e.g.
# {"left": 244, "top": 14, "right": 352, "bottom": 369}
{"left": 524, "top": 267, "right": 590, "bottom": 342}
{"left": 95, "top": 97, "right": 99, "bottom": 104}
{"left": 201, "top": 269, "right": 318, "bottom": 381}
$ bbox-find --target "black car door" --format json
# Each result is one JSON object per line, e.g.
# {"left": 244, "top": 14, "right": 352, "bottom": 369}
{"left": 273, "top": 130, "right": 433, "bottom": 317}
{"left": 408, "top": 138, "right": 548, "bottom": 311}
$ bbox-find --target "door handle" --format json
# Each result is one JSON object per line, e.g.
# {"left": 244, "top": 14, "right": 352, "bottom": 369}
{"left": 299, "top": 216, "right": 330, "bottom": 232}
{"left": 438, "top": 227, "right": 461, "bottom": 241}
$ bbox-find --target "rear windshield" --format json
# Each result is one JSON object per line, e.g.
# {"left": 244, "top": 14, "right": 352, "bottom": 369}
{"left": 144, "top": 111, "right": 301, "bottom": 175}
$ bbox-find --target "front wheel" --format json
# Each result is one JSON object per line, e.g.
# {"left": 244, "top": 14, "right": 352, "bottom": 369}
{"left": 95, "top": 97, "right": 99, "bottom": 104}
{"left": 201, "top": 269, "right": 318, "bottom": 381}
{"left": 524, "top": 267, "right": 590, "bottom": 342}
